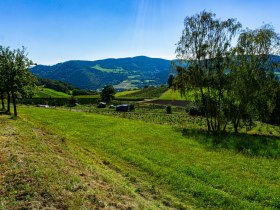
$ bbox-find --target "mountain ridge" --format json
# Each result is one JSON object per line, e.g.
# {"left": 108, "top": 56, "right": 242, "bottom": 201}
{"left": 31, "top": 55, "right": 280, "bottom": 90}
{"left": 32, "top": 56, "right": 172, "bottom": 90}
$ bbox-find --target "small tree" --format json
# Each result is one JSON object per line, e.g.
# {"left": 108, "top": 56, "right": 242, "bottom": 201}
{"left": 129, "top": 104, "right": 135, "bottom": 111}
{"left": 166, "top": 105, "right": 172, "bottom": 114}
{"left": 0, "top": 46, "right": 36, "bottom": 116}
{"left": 101, "top": 85, "right": 115, "bottom": 103}
{"left": 68, "top": 95, "right": 77, "bottom": 107}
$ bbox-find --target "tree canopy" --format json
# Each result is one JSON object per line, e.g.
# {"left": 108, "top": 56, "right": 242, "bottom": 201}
{"left": 0, "top": 46, "right": 36, "bottom": 116}
{"left": 174, "top": 11, "right": 280, "bottom": 132}
{"left": 101, "top": 85, "right": 115, "bottom": 103}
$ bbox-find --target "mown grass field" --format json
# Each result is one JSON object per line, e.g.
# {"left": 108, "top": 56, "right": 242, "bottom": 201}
{"left": 75, "top": 94, "right": 100, "bottom": 99}
{"left": 1, "top": 106, "right": 279, "bottom": 209}
{"left": 69, "top": 104, "right": 280, "bottom": 137}
{"left": 34, "top": 88, "right": 70, "bottom": 98}
{"left": 122, "top": 86, "right": 168, "bottom": 99}
{"left": 159, "top": 89, "right": 196, "bottom": 101}
{"left": 115, "top": 90, "right": 140, "bottom": 97}
{"left": 0, "top": 111, "right": 155, "bottom": 209}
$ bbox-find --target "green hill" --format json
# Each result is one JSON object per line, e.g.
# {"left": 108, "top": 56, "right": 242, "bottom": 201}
{"left": 115, "top": 89, "right": 141, "bottom": 97}
{"left": 120, "top": 86, "right": 168, "bottom": 99}
{"left": 34, "top": 87, "right": 70, "bottom": 98}
{"left": 159, "top": 89, "right": 196, "bottom": 101}
{"left": 31, "top": 56, "right": 171, "bottom": 90}
{"left": 1, "top": 107, "right": 279, "bottom": 209}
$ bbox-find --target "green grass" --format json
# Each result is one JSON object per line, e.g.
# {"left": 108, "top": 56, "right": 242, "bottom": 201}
{"left": 75, "top": 94, "right": 100, "bottom": 99}
{"left": 92, "top": 65, "right": 126, "bottom": 74}
{"left": 68, "top": 103, "right": 280, "bottom": 137}
{"left": 160, "top": 89, "right": 196, "bottom": 101}
{"left": 115, "top": 90, "right": 141, "bottom": 97}
{"left": 34, "top": 88, "right": 70, "bottom": 98}
{"left": 3, "top": 106, "right": 279, "bottom": 209}
{"left": 123, "top": 86, "right": 168, "bottom": 99}
{"left": 0, "top": 113, "right": 157, "bottom": 209}
{"left": 70, "top": 90, "right": 141, "bottom": 99}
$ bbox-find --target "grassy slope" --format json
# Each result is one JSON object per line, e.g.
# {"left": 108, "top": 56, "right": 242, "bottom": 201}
{"left": 1, "top": 107, "right": 278, "bottom": 209}
{"left": 0, "top": 113, "right": 160, "bottom": 209}
{"left": 75, "top": 95, "right": 100, "bottom": 99}
{"left": 34, "top": 88, "right": 70, "bottom": 98}
{"left": 73, "top": 90, "right": 141, "bottom": 99}
{"left": 123, "top": 86, "right": 168, "bottom": 99}
{"left": 115, "top": 90, "right": 140, "bottom": 97}
{"left": 159, "top": 89, "right": 196, "bottom": 101}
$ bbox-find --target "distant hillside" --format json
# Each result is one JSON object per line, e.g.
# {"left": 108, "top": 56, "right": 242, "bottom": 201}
{"left": 31, "top": 55, "right": 280, "bottom": 91}
{"left": 37, "top": 78, "right": 76, "bottom": 94}
{"left": 32, "top": 56, "right": 172, "bottom": 90}
{"left": 34, "top": 87, "right": 70, "bottom": 98}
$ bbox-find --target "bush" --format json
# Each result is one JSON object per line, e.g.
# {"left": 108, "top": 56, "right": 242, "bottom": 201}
{"left": 129, "top": 104, "right": 135, "bottom": 111}
{"left": 68, "top": 96, "right": 77, "bottom": 107}
{"left": 189, "top": 106, "right": 204, "bottom": 116}
{"left": 101, "top": 85, "right": 115, "bottom": 103}
{"left": 166, "top": 105, "right": 172, "bottom": 114}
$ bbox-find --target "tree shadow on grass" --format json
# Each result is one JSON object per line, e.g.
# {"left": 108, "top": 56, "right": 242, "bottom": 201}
{"left": 0, "top": 110, "right": 18, "bottom": 120}
{"left": 0, "top": 109, "right": 9, "bottom": 115}
{"left": 182, "top": 128, "right": 280, "bottom": 158}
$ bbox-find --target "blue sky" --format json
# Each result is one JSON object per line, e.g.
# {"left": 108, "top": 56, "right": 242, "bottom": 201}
{"left": 0, "top": 0, "right": 279, "bottom": 64}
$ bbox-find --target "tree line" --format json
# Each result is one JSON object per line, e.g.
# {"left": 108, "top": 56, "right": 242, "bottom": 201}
{"left": 37, "top": 78, "right": 97, "bottom": 96}
{"left": 0, "top": 46, "right": 36, "bottom": 116}
{"left": 174, "top": 11, "right": 280, "bottom": 133}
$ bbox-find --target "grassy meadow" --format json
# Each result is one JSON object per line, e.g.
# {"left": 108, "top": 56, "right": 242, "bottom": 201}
{"left": 115, "top": 89, "right": 141, "bottom": 97}
{"left": 1, "top": 106, "right": 279, "bottom": 209}
{"left": 122, "top": 86, "right": 168, "bottom": 99}
{"left": 34, "top": 87, "right": 70, "bottom": 98}
{"left": 159, "top": 89, "right": 196, "bottom": 101}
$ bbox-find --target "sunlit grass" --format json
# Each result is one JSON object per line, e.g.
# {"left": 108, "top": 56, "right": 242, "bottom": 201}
{"left": 115, "top": 89, "right": 140, "bottom": 97}
{"left": 159, "top": 89, "right": 196, "bottom": 101}
{"left": 12, "top": 106, "right": 280, "bottom": 209}
{"left": 34, "top": 88, "right": 70, "bottom": 98}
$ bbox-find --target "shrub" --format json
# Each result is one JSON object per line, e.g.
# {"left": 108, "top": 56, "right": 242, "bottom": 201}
{"left": 129, "top": 104, "right": 135, "bottom": 111}
{"left": 68, "top": 96, "right": 77, "bottom": 107}
{"left": 166, "top": 105, "right": 172, "bottom": 114}
{"left": 189, "top": 106, "right": 203, "bottom": 116}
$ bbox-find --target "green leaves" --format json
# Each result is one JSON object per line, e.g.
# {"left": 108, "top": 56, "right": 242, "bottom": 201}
{"left": 0, "top": 46, "right": 37, "bottom": 116}
{"left": 101, "top": 85, "right": 116, "bottom": 103}
{"left": 174, "top": 11, "right": 280, "bottom": 132}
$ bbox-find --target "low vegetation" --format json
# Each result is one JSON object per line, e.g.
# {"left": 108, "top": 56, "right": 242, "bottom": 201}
{"left": 115, "top": 89, "right": 140, "bottom": 97}
{"left": 159, "top": 89, "right": 196, "bottom": 101}
{"left": 122, "top": 86, "right": 168, "bottom": 99}
{"left": 0, "top": 111, "right": 159, "bottom": 209}
{"left": 1, "top": 106, "right": 279, "bottom": 209}
{"left": 34, "top": 87, "right": 70, "bottom": 98}
{"left": 36, "top": 78, "right": 76, "bottom": 94}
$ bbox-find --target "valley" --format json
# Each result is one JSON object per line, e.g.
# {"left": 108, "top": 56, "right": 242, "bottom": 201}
{"left": 31, "top": 56, "right": 171, "bottom": 90}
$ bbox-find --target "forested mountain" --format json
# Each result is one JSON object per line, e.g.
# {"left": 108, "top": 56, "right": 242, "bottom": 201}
{"left": 31, "top": 56, "right": 172, "bottom": 90}
{"left": 31, "top": 55, "right": 280, "bottom": 90}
